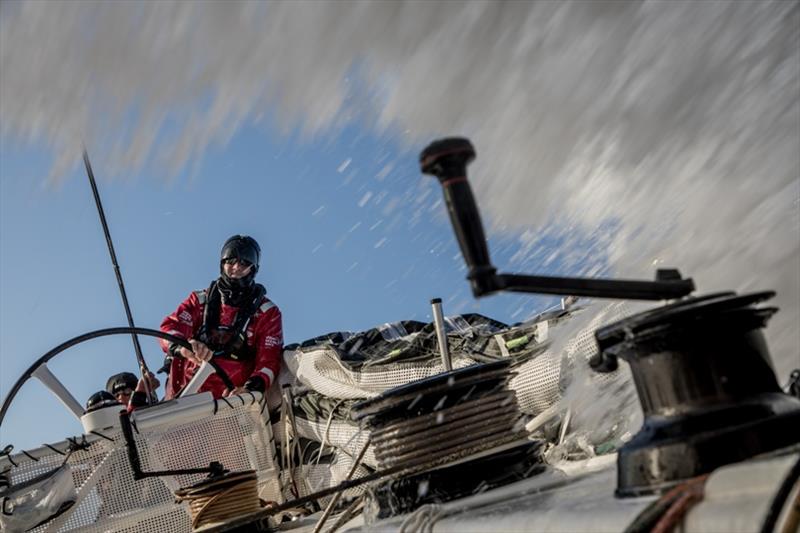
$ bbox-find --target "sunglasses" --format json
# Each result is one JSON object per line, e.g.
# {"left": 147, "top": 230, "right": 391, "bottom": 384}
{"left": 222, "top": 257, "right": 253, "bottom": 268}
{"left": 113, "top": 386, "right": 134, "bottom": 396}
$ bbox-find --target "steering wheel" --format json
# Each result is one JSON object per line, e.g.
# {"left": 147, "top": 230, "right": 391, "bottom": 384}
{"left": 0, "top": 327, "right": 233, "bottom": 429}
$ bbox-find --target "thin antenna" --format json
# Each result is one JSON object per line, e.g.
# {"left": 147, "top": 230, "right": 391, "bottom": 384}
{"left": 82, "top": 150, "right": 153, "bottom": 403}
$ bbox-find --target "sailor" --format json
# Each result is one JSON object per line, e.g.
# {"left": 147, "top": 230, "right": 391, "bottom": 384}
{"left": 159, "top": 235, "right": 283, "bottom": 400}
{"left": 106, "top": 371, "right": 160, "bottom": 410}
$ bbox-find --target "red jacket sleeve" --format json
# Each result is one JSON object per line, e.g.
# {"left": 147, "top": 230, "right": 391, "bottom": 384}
{"left": 249, "top": 302, "right": 283, "bottom": 389}
{"left": 159, "top": 291, "right": 204, "bottom": 352}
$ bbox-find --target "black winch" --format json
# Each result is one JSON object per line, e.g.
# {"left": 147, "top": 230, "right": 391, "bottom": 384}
{"left": 591, "top": 291, "right": 800, "bottom": 497}
{"left": 351, "top": 360, "right": 541, "bottom": 517}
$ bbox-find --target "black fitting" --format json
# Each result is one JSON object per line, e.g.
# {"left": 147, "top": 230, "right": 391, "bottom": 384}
{"left": 420, "top": 137, "right": 476, "bottom": 180}
{"left": 119, "top": 411, "right": 228, "bottom": 480}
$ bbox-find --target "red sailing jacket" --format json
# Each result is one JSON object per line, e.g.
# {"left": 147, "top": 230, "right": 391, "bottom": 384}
{"left": 160, "top": 288, "right": 283, "bottom": 400}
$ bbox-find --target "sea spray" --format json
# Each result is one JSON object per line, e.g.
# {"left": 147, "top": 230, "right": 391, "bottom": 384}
{"left": 2, "top": 1, "right": 797, "bottom": 385}
{"left": 520, "top": 300, "right": 647, "bottom": 462}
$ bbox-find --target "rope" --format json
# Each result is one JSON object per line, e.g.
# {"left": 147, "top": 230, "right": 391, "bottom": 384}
{"left": 0, "top": 445, "right": 17, "bottom": 467}
{"left": 62, "top": 436, "right": 92, "bottom": 466}
{"left": 335, "top": 425, "right": 368, "bottom": 462}
{"left": 651, "top": 478, "right": 707, "bottom": 533}
{"left": 399, "top": 504, "right": 444, "bottom": 533}
{"left": 280, "top": 398, "right": 301, "bottom": 499}
{"left": 762, "top": 455, "right": 800, "bottom": 533}
{"left": 21, "top": 449, "right": 39, "bottom": 462}
{"left": 301, "top": 440, "right": 318, "bottom": 464}
{"left": 43, "top": 443, "right": 66, "bottom": 456}
{"left": 245, "top": 391, "right": 257, "bottom": 405}
{"left": 370, "top": 391, "right": 524, "bottom": 474}
{"left": 90, "top": 430, "right": 115, "bottom": 442}
{"left": 260, "top": 393, "right": 269, "bottom": 415}
{"left": 312, "top": 438, "right": 371, "bottom": 533}
{"left": 323, "top": 495, "right": 365, "bottom": 533}
{"left": 316, "top": 399, "right": 346, "bottom": 468}
{"left": 624, "top": 474, "right": 709, "bottom": 533}
{"left": 779, "top": 485, "right": 800, "bottom": 533}
{"left": 174, "top": 470, "right": 262, "bottom": 530}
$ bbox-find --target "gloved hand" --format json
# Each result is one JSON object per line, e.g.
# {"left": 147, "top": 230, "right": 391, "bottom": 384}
{"left": 244, "top": 375, "right": 267, "bottom": 393}
{"left": 170, "top": 339, "right": 213, "bottom": 364}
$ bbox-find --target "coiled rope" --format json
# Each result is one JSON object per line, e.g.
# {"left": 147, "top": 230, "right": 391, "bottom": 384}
{"left": 174, "top": 470, "right": 263, "bottom": 530}
{"left": 371, "top": 389, "right": 524, "bottom": 473}
{"left": 354, "top": 361, "right": 527, "bottom": 478}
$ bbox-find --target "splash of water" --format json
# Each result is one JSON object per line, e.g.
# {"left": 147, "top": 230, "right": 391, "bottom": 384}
{"left": 2, "top": 1, "right": 797, "bottom": 379}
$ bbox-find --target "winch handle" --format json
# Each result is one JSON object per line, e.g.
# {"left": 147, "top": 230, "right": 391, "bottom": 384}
{"left": 421, "top": 136, "right": 695, "bottom": 300}
{"left": 420, "top": 138, "right": 497, "bottom": 296}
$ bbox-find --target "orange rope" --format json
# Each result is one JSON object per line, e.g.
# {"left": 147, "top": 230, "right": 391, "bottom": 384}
{"left": 652, "top": 475, "right": 709, "bottom": 533}
{"left": 175, "top": 471, "right": 263, "bottom": 530}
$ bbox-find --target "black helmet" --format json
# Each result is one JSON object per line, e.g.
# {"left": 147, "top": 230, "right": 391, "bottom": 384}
{"left": 85, "top": 391, "right": 121, "bottom": 413}
{"left": 106, "top": 372, "right": 138, "bottom": 395}
{"left": 220, "top": 235, "right": 260, "bottom": 273}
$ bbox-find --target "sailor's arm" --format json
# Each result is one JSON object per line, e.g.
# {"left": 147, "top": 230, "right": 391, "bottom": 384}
{"left": 127, "top": 371, "right": 160, "bottom": 411}
{"left": 246, "top": 305, "right": 283, "bottom": 392}
{"left": 159, "top": 291, "right": 212, "bottom": 364}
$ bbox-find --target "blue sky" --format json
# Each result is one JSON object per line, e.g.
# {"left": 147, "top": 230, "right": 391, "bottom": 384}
{"left": 0, "top": 122, "right": 559, "bottom": 450}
